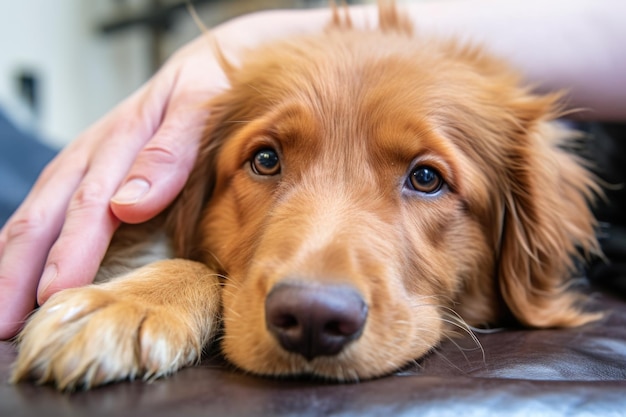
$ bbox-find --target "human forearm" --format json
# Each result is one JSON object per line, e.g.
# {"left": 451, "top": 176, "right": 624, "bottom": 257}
{"left": 401, "top": 0, "right": 625, "bottom": 120}
{"left": 224, "top": 0, "right": 624, "bottom": 120}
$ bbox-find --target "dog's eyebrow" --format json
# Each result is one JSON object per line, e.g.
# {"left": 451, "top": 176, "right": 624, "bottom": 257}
{"left": 260, "top": 103, "right": 319, "bottom": 145}
{"left": 374, "top": 120, "right": 451, "bottom": 161}
{"left": 371, "top": 120, "right": 465, "bottom": 193}
{"left": 222, "top": 102, "right": 313, "bottom": 146}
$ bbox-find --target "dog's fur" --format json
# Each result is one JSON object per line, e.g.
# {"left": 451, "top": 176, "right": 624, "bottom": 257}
{"left": 12, "top": 4, "right": 601, "bottom": 390}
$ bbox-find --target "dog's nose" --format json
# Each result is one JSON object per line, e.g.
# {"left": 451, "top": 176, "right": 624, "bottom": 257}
{"left": 265, "top": 283, "right": 368, "bottom": 361}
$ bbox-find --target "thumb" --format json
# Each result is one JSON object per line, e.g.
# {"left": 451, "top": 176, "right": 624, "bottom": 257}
{"left": 110, "top": 109, "right": 206, "bottom": 224}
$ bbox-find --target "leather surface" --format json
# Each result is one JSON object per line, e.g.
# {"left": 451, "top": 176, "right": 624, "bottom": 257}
{"left": 2, "top": 290, "right": 625, "bottom": 417}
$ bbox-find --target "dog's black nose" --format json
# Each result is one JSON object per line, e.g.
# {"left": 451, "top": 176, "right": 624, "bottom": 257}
{"left": 265, "top": 283, "right": 368, "bottom": 361}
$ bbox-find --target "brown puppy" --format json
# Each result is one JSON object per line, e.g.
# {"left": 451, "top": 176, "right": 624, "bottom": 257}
{"left": 12, "top": 4, "right": 600, "bottom": 390}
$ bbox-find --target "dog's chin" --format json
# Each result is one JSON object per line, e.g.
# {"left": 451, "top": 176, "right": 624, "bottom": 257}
{"left": 225, "top": 345, "right": 429, "bottom": 382}
{"left": 218, "top": 271, "right": 446, "bottom": 381}
{"left": 220, "top": 310, "right": 441, "bottom": 381}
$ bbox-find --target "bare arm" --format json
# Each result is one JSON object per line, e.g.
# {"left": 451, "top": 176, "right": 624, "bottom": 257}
{"left": 259, "top": 0, "right": 625, "bottom": 119}
{"left": 402, "top": 0, "right": 626, "bottom": 120}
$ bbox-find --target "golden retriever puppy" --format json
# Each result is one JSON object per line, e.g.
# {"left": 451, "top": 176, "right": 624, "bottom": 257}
{"left": 11, "top": 4, "right": 600, "bottom": 390}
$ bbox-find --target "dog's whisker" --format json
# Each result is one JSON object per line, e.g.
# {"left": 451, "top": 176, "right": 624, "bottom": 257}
{"left": 220, "top": 303, "right": 242, "bottom": 319}
{"left": 193, "top": 247, "right": 225, "bottom": 272}
{"left": 438, "top": 315, "right": 485, "bottom": 363}
{"left": 412, "top": 303, "right": 486, "bottom": 362}
{"left": 218, "top": 282, "right": 243, "bottom": 292}
{"left": 468, "top": 326, "right": 505, "bottom": 334}
{"left": 429, "top": 348, "right": 470, "bottom": 375}
{"left": 412, "top": 294, "right": 457, "bottom": 306}
{"left": 440, "top": 334, "right": 474, "bottom": 365}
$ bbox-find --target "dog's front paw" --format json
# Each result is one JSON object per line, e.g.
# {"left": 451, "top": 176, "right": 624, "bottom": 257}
{"left": 11, "top": 286, "right": 204, "bottom": 390}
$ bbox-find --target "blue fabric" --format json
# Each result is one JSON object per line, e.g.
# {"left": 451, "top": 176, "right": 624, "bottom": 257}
{"left": 0, "top": 110, "right": 57, "bottom": 226}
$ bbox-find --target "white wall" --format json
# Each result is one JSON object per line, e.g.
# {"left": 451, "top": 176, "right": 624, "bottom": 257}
{"left": 0, "top": 0, "right": 150, "bottom": 148}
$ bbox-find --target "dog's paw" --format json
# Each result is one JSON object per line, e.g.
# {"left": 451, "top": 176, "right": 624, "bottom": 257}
{"left": 11, "top": 286, "right": 204, "bottom": 390}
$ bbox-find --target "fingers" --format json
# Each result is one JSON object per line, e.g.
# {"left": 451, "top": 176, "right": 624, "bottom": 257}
{"left": 36, "top": 177, "right": 121, "bottom": 304}
{"left": 36, "top": 112, "right": 160, "bottom": 304}
{"left": 0, "top": 156, "right": 84, "bottom": 339}
{"left": 0, "top": 215, "right": 55, "bottom": 338}
{"left": 0, "top": 91, "right": 159, "bottom": 339}
{"left": 111, "top": 95, "right": 208, "bottom": 225}
{"left": 108, "top": 34, "right": 232, "bottom": 225}
{"left": 0, "top": 42, "right": 212, "bottom": 340}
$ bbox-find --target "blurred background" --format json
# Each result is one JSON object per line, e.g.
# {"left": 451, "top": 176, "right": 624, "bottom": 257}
{"left": 0, "top": 0, "right": 377, "bottom": 149}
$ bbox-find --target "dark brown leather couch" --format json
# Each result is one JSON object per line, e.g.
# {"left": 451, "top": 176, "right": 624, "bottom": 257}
{"left": 1, "top": 289, "right": 625, "bottom": 416}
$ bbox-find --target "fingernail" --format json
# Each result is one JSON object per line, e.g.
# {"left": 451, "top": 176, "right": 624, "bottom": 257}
{"left": 39, "top": 264, "right": 58, "bottom": 296}
{"left": 111, "top": 178, "right": 150, "bottom": 205}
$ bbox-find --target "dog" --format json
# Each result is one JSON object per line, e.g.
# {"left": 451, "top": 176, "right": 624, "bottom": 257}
{"left": 11, "top": 3, "right": 601, "bottom": 390}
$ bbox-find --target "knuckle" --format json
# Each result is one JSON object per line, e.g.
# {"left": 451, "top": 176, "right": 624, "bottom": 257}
{"left": 140, "top": 142, "right": 181, "bottom": 166}
{"left": 0, "top": 274, "right": 19, "bottom": 296}
{"left": 4, "top": 210, "right": 48, "bottom": 241}
{"left": 109, "top": 99, "right": 156, "bottom": 142}
{"left": 68, "top": 182, "right": 109, "bottom": 214}
{"left": 111, "top": 115, "right": 142, "bottom": 140}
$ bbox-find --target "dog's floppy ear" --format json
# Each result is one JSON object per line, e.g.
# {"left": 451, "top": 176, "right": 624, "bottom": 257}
{"left": 496, "top": 97, "right": 602, "bottom": 327}
{"left": 164, "top": 123, "right": 221, "bottom": 261}
{"left": 164, "top": 34, "right": 241, "bottom": 261}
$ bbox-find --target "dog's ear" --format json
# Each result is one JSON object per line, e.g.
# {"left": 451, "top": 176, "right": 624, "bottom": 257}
{"left": 164, "top": 127, "right": 220, "bottom": 261}
{"left": 165, "top": 92, "right": 240, "bottom": 261}
{"left": 164, "top": 35, "right": 242, "bottom": 261}
{"left": 496, "top": 97, "right": 602, "bottom": 327}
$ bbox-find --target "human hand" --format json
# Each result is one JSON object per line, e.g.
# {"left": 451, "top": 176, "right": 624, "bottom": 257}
{"left": 0, "top": 7, "right": 342, "bottom": 339}
{"left": 0, "top": 35, "right": 220, "bottom": 338}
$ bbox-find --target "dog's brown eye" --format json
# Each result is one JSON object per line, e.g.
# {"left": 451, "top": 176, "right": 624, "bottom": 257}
{"left": 251, "top": 149, "right": 281, "bottom": 176}
{"left": 409, "top": 166, "right": 443, "bottom": 194}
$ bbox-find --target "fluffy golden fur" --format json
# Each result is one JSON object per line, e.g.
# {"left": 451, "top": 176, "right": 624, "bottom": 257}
{"left": 12, "top": 4, "right": 600, "bottom": 390}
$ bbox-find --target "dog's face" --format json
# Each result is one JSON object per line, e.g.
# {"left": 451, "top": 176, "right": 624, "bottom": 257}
{"left": 169, "top": 12, "right": 599, "bottom": 380}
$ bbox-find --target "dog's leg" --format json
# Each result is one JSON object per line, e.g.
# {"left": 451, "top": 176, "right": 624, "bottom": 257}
{"left": 10, "top": 259, "right": 220, "bottom": 390}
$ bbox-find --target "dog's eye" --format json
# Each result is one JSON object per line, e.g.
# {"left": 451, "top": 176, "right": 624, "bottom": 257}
{"left": 409, "top": 166, "right": 443, "bottom": 194}
{"left": 251, "top": 148, "right": 281, "bottom": 176}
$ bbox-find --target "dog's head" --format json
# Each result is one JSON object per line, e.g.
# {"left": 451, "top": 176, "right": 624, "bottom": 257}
{"left": 168, "top": 6, "right": 600, "bottom": 380}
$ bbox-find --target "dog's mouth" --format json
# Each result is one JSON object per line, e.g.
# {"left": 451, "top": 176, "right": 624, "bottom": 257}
{"left": 217, "top": 276, "right": 442, "bottom": 382}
